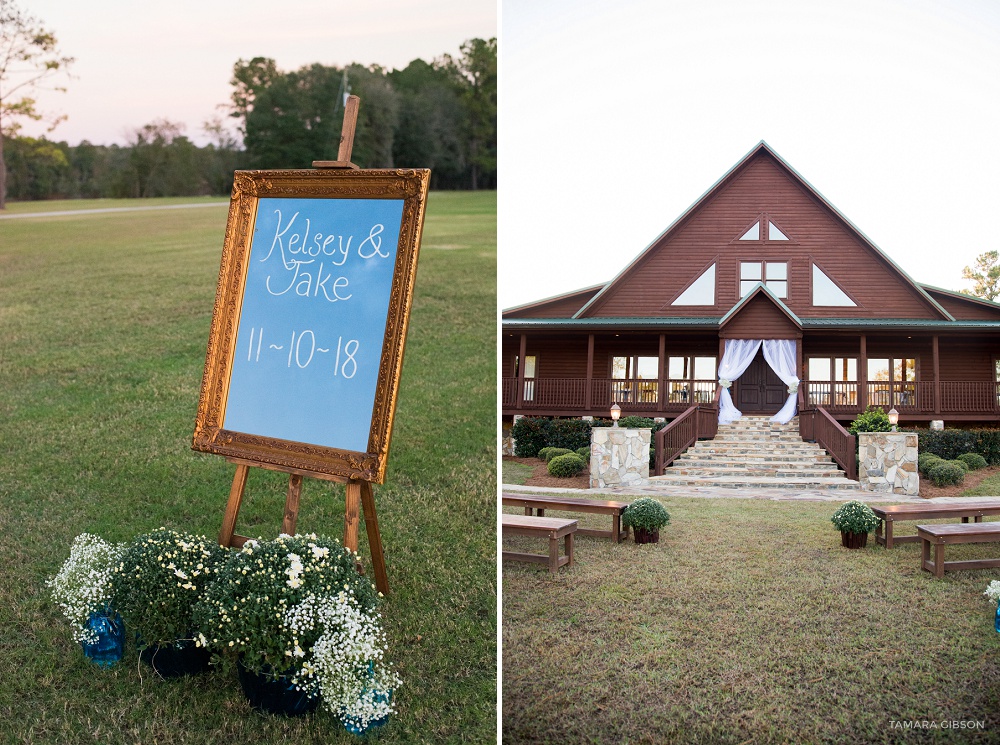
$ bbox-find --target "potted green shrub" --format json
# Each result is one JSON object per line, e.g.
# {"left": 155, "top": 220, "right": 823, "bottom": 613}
{"left": 111, "top": 528, "right": 224, "bottom": 677}
{"left": 830, "top": 500, "right": 879, "bottom": 549}
{"left": 193, "top": 533, "right": 399, "bottom": 730}
{"left": 622, "top": 497, "right": 671, "bottom": 544}
{"left": 47, "top": 533, "right": 126, "bottom": 667}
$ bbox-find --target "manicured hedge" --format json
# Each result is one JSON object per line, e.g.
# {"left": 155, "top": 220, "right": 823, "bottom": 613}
{"left": 958, "top": 452, "right": 988, "bottom": 471}
{"left": 909, "top": 428, "right": 1000, "bottom": 464}
{"left": 928, "top": 461, "right": 966, "bottom": 487}
{"left": 511, "top": 417, "right": 549, "bottom": 458}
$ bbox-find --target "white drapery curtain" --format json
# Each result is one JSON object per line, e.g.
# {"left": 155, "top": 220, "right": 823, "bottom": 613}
{"left": 717, "top": 339, "right": 763, "bottom": 425}
{"left": 762, "top": 339, "right": 800, "bottom": 425}
{"left": 716, "top": 339, "right": 800, "bottom": 425}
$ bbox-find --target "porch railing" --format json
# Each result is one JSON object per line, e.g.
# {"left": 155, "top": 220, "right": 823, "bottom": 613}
{"left": 653, "top": 387, "right": 720, "bottom": 475}
{"left": 798, "top": 390, "right": 857, "bottom": 480}
{"left": 505, "top": 378, "right": 1000, "bottom": 418}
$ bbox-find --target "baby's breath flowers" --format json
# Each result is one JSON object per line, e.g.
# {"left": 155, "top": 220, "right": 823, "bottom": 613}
{"left": 830, "top": 500, "right": 880, "bottom": 535}
{"left": 285, "top": 592, "right": 399, "bottom": 729}
{"left": 110, "top": 528, "right": 224, "bottom": 647}
{"left": 984, "top": 580, "right": 1000, "bottom": 606}
{"left": 47, "top": 534, "right": 124, "bottom": 644}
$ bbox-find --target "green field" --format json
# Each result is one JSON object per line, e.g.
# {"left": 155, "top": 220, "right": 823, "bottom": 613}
{"left": 503, "top": 498, "right": 1000, "bottom": 744}
{"left": 0, "top": 192, "right": 496, "bottom": 743}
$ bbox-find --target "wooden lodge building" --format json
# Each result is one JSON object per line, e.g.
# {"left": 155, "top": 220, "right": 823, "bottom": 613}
{"left": 502, "top": 143, "right": 1000, "bottom": 477}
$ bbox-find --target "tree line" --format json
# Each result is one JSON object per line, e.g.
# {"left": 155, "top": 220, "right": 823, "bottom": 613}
{"left": 2, "top": 38, "right": 496, "bottom": 202}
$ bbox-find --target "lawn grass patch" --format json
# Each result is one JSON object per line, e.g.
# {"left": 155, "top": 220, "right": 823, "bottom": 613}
{"left": 1, "top": 193, "right": 496, "bottom": 743}
{"left": 503, "top": 499, "right": 1000, "bottom": 743}
{"left": 963, "top": 470, "right": 1000, "bottom": 497}
{"left": 502, "top": 460, "right": 534, "bottom": 486}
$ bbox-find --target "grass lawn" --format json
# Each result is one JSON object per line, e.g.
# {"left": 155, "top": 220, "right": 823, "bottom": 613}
{"left": 0, "top": 191, "right": 496, "bottom": 743}
{"left": 502, "top": 498, "right": 1000, "bottom": 744}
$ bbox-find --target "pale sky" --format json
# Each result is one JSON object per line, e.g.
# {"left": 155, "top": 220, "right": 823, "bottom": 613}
{"left": 16, "top": 0, "right": 495, "bottom": 147}
{"left": 499, "top": 0, "right": 1000, "bottom": 309}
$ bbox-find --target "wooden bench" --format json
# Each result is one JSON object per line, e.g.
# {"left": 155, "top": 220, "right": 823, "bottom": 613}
{"left": 501, "top": 514, "right": 577, "bottom": 573}
{"left": 871, "top": 502, "right": 1000, "bottom": 549}
{"left": 917, "top": 523, "right": 1000, "bottom": 578}
{"left": 501, "top": 493, "right": 631, "bottom": 543}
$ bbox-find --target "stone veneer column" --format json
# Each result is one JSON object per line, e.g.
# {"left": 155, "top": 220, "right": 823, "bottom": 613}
{"left": 590, "top": 428, "right": 650, "bottom": 489}
{"left": 858, "top": 432, "right": 919, "bottom": 496}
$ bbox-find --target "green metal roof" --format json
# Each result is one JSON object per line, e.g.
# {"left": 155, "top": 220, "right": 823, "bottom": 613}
{"left": 502, "top": 316, "right": 1000, "bottom": 331}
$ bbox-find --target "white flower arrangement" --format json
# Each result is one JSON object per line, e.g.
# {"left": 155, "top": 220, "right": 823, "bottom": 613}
{"left": 787, "top": 382, "right": 799, "bottom": 394}
{"left": 719, "top": 379, "right": 732, "bottom": 389}
{"left": 47, "top": 533, "right": 124, "bottom": 645}
{"left": 984, "top": 580, "right": 1000, "bottom": 606}
{"left": 285, "top": 592, "right": 400, "bottom": 730}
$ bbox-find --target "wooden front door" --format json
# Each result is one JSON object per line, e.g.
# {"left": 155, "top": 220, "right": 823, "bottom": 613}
{"left": 737, "top": 353, "right": 786, "bottom": 413}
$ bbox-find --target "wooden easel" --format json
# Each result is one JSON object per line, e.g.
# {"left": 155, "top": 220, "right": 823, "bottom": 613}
{"left": 216, "top": 95, "right": 390, "bottom": 596}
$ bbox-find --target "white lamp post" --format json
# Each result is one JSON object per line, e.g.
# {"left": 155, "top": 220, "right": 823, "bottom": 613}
{"left": 888, "top": 407, "right": 899, "bottom": 432}
{"left": 610, "top": 403, "right": 621, "bottom": 427}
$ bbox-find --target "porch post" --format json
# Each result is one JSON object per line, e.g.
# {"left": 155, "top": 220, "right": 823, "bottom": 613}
{"left": 859, "top": 334, "right": 868, "bottom": 411}
{"left": 517, "top": 333, "right": 527, "bottom": 408}
{"left": 658, "top": 333, "right": 666, "bottom": 412}
{"left": 933, "top": 335, "right": 941, "bottom": 415}
{"left": 585, "top": 333, "right": 595, "bottom": 412}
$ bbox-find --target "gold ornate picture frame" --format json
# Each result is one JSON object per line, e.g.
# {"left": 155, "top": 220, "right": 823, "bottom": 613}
{"left": 192, "top": 168, "right": 430, "bottom": 484}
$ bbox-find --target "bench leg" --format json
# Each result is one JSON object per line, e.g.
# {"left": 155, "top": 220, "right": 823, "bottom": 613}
{"left": 537, "top": 508, "right": 545, "bottom": 517}
{"left": 976, "top": 515, "right": 983, "bottom": 523}
{"left": 885, "top": 519, "right": 894, "bottom": 550}
{"left": 934, "top": 543, "right": 945, "bottom": 578}
{"left": 612, "top": 515, "right": 620, "bottom": 543}
{"left": 962, "top": 516, "right": 969, "bottom": 523}
{"left": 524, "top": 507, "right": 532, "bottom": 516}
{"left": 548, "top": 535, "right": 559, "bottom": 573}
{"left": 565, "top": 532, "right": 574, "bottom": 567}
{"left": 921, "top": 537, "right": 930, "bottom": 573}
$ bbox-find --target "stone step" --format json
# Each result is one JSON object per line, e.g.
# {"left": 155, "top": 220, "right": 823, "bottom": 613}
{"left": 690, "top": 445, "right": 829, "bottom": 455}
{"left": 667, "top": 467, "right": 846, "bottom": 478}
{"left": 675, "top": 455, "right": 836, "bottom": 466}
{"left": 645, "top": 474, "right": 861, "bottom": 490}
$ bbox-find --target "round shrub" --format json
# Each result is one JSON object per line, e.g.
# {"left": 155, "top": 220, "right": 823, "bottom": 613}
{"left": 848, "top": 406, "right": 892, "bottom": 436}
{"left": 537, "top": 447, "right": 557, "bottom": 462}
{"left": 830, "top": 500, "right": 879, "bottom": 535}
{"left": 575, "top": 447, "right": 590, "bottom": 461}
{"left": 918, "top": 452, "right": 943, "bottom": 475}
{"left": 928, "top": 461, "right": 966, "bottom": 487}
{"left": 622, "top": 498, "right": 671, "bottom": 532}
{"left": 542, "top": 447, "right": 573, "bottom": 463}
{"left": 950, "top": 459, "right": 970, "bottom": 473}
{"left": 958, "top": 452, "right": 988, "bottom": 471}
{"left": 547, "top": 453, "right": 586, "bottom": 477}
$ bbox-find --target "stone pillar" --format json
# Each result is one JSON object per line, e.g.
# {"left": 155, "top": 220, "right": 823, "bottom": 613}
{"left": 504, "top": 415, "right": 522, "bottom": 456}
{"left": 858, "top": 432, "right": 919, "bottom": 496}
{"left": 590, "top": 427, "right": 650, "bottom": 489}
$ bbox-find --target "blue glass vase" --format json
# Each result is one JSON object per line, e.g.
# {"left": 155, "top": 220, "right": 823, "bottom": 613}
{"left": 81, "top": 610, "right": 125, "bottom": 668}
{"left": 341, "top": 662, "right": 393, "bottom": 735}
{"left": 995, "top": 605, "right": 1000, "bottom": 634}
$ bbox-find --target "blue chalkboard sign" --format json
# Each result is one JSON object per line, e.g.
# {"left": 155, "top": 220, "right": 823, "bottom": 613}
{"left": 193, "top": 169, "right": 430, "bottom": 483}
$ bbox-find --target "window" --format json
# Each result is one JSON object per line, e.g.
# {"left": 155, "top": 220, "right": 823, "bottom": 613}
{"left": 868, "top": 357, "right": 916, "bottom": 407}
{"left": 514, "top": 354, "right": 537, "bottom": 401}
{"left": 807, "top": 357, "right": 858, "bottom": 406}
{"left": 672, "top": 264, "right": 716, "bottom": 305}
{"left": 812, "top": 264, "right": 856, "bottom": 306}
{"left": 741, "top": 261, "right": 787, "bottom": 298}
{"left": 739, "top": 222, "right": 760, "bottom": 241}
{"left": 768, "top": 221, "right": 788, "bottom": 240}
{"left": 667, "top": 355, "right": 717, "bottom": 403}
{"left": 611, "top": 355, "right": 658, "bottom": 403}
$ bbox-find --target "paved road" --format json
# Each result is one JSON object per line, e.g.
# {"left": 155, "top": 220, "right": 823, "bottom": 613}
{"left": 0, "top": 202, "right": 228, "bottom": 220}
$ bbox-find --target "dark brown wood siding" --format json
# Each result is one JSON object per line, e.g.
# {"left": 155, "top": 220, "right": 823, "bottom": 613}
{"left": 581, "top": 152, "right": 942, "bottom": 321}
{"left": 720, "top": 293, "right": 801, "bottom": 339}
{"left": 503, "top": 288, "right": 601, "bottom": 318}
{"left": 938, "top": 337, "right": 997, "bottom": 382}
{"left": 923, "top": 290, "right": 1000, "bottom": 321}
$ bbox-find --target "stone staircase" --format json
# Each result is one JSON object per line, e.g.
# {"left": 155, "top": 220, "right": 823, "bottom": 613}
{"left": 648, "top": 415, "right": 860, "bottom": 490}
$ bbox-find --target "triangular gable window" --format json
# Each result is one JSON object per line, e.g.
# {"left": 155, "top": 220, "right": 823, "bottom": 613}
{"left": 812, "top": 264, "right": 856, "bottom": 306}
{"left": 768, "top": 221, "right": 788, "bottom": 240}
{"left": 672, "top": 263, "right": 716, "bottom": 305}
{"left": 739, "top": 222, "right": 759, "bottom": 241}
